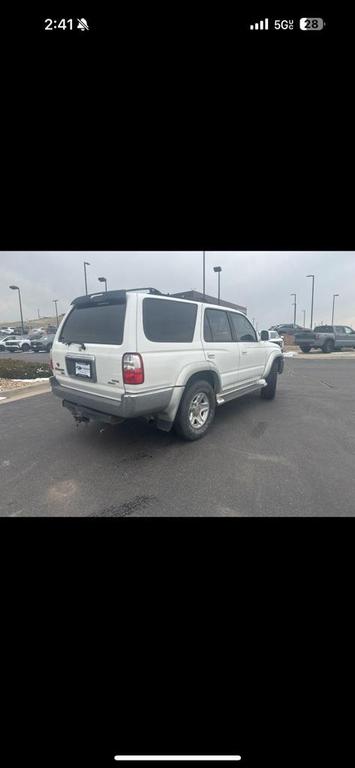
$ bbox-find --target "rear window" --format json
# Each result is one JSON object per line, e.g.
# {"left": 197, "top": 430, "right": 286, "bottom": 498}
{"left": 143, "top": 298, "right": 197, "bottom": 342}
{"left": 60, "top": 303, "right": 126, "bottom": 345}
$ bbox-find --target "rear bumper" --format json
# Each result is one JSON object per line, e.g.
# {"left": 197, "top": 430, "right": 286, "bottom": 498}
{"left": 50, "top": 376, "right": 174, "bottom": 422}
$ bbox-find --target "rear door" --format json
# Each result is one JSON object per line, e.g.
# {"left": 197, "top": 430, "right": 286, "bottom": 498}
{"left": 202, "top": 308, "right": 240, "bottom": 393}
{"left": 228, "top": 312, "right": 267, "bottom": 385}
{"left": 52, "top": 291, "right": 134, "bottom": 400}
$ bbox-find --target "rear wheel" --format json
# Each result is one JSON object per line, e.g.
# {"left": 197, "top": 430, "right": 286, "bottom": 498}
{"left": 174, "top": 379, "right": 216, "bottom": 441}
{"left": 22, "top": 343, "right": 30, "bottom": 352}
{"left": 300, "top": 345, "right": 311, "bottom": 353}
{"left": 323, "top": 339, "right": 335, "bottom": 354}
{"left": 261, "top": 362, "right": 278, "bottom": 400}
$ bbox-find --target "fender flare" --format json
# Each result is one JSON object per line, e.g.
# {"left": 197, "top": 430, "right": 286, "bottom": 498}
{"left": 264, "top": 351, "right": 283, "bottom": 378}
{"left": 175, "top": 361, "right": 223, "bottom": 392}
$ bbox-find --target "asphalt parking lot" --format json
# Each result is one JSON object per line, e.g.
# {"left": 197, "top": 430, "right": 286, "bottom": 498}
{"left": 1, "top": 357, "right": 355, "bottom": 516}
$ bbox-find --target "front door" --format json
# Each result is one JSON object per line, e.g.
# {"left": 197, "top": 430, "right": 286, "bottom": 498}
{"left": 228, "top": 312, "right": 267, "bottom": 385}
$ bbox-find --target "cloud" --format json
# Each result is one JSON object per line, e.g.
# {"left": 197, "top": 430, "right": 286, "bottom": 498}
{"left": 0, "top": 251, "right": 354, "bottom": 329}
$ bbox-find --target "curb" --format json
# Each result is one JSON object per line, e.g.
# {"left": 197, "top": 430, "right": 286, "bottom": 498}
{"left": 0, "top": 381, "right": 51, "bottom": 403}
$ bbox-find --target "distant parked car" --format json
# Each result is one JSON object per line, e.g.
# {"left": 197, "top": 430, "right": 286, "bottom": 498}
{"left": 2, "top": 335, "right": 32, "bottom": 352}
{"left": 0, "top": 334, "right": 18, "bottom": 351}
{"left": 30, "top": 333, "right": 55, "bottom": 352}
{"left": 260, "top": 329, "right": 284, "bottom": 351}
{"left": 29, "top": 327, "right": 48, "bottom": 339}
{"left": 271, "top": 324, "right": 305, "bottom": 335}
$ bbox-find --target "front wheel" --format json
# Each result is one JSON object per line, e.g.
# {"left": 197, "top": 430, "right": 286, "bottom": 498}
{"left": 174, "top": 379, "right": 216, "bottom": 441}
{"left": 261, "top": 363, "right": 278, "bottom": 400}
{"left": 22, "top": 343, "right": 30, "bottom": 352}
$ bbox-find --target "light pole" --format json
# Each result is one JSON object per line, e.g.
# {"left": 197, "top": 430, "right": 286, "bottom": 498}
{"left": 53, "top": 299, "right": 59, "bottom": 328}
{"left": 202, "top": 251, "right": 206, "bottom": 300}
{"left": 213, "top": 266, "right": 222, "bottom": 305}
{"left": 37, "top": 308, "right": 41, "bottom": 320}
{"left": 302, "top": 309, "right": 306, "bottom": 328}
{"left": 9, "top": 285, "right": 24, "bottom": 334}
{"left": 84, "top": 261, "right": 90, "bottom": 295}
{"left": 291, "top": 293, "right": 297, "bottom": 325}
{"left": 98, "top": 276, "right": 108, "bottom": 292}
{"left": 332, "top": 294, "right": 339, "bottom": 325}
{"left": 307, "top": 274, "right": 315, "bottom": 329}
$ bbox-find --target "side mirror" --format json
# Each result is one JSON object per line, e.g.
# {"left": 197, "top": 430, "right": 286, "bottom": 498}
{"left": 260, "top": 330, "right": 269, "bottom": 341}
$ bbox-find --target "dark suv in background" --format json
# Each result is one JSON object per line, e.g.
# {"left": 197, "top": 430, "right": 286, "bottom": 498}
{"left": 30, "top": 333, "right": 55, "bottom": 352}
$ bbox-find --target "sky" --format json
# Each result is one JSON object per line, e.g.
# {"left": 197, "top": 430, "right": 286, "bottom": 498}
{"left": 1, "top": 251, "right": 354, "bottom": 330}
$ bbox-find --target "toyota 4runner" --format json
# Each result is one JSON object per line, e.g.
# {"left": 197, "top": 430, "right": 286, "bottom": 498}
{"left": 50, "top": 288, "right": 284, "bottom": 441}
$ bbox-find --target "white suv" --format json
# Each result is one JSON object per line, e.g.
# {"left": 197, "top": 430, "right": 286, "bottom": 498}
{"left": 50, "top": 288, "right": 284, "bottom": 441}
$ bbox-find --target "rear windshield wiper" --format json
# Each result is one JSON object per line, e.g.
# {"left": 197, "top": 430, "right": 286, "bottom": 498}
{"left": 62, "top": 340, "right": 86, "bottom": 350}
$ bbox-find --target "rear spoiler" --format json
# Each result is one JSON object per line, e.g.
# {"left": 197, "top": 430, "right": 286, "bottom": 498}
{"left": 72, "top": 290, "right": 126, "bottom": 307}
{"left": 72, "top": 287, "right": 163, "bottom": 307}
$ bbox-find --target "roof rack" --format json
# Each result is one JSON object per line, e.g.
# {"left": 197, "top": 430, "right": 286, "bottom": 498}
{"left": 125, "top": 287, "right": 163, "bottom": 295}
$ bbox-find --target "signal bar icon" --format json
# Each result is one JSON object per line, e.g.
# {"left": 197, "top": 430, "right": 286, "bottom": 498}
{"left": 250, "top": 18, "right": 269, "bottom": 31}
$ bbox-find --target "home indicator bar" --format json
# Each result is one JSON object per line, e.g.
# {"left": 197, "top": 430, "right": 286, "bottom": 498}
{"left": 114, "top": 758, "right": 242, "bottom": 763}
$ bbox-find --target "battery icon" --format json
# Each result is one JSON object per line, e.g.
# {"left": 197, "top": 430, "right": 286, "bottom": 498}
{"left": 300, "top": 18, "right": 324, "bottom": 30}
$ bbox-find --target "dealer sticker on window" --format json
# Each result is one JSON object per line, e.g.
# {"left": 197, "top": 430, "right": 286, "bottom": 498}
{"left": 75, "top": 362, "right": 91, "bottom": 377}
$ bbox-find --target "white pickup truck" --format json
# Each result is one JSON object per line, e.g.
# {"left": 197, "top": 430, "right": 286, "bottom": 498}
{"left": 50, "top": 288, "right": 284, "bottom": 440}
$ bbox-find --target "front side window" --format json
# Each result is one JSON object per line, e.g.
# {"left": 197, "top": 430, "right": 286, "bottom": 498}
{"left": 204, "top": 309, "right": 233, "bottom": 342}
{"left": 143, "top": 298, "right": 197, "bottom": 342}
{"left": 229, "top": 313, "right": 257, "bottom": 342}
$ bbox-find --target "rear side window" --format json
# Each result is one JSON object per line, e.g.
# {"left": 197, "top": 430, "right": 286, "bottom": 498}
{"left": 143, "top": 298, "right": 197, "bottom": 342}
{"left": 334, "top": 326, "right": 345, "bottom": 333}
{"left": 314, "top": 326, "right": 333, "bottom": 333}
{"left": 60, "top": 303, "right": 126, "bottom": 345}
{"left": 204, "top": 309, "right": 232, "bottom": 342}
{"left": 229, "top": 313, "right": 257, "bottom": 342}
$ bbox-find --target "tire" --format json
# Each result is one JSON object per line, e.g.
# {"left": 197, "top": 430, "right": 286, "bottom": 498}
{"left": 261, "top": 362, "right": 278, "bottom": 400}
{"left": 174, "top": 379, "right": 216, "bottom": 441}
{"left": 323, "top": 339, "right": 335, "bottom": 354}
{"left": 22, "top": 343, "right": 30, "bottom": 352}
{"left": 0, "top": 345, "right": 5, "bottom": 352}
{"left": 300, "top": 346, "right": 311, "bottom": 353}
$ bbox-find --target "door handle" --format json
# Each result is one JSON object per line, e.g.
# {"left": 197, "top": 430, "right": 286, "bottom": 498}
{"left": 207, "top": 353, "right": 215, "bottom": 359}
{"left": 241, "top": 350, "right": 248, "bottom": 355}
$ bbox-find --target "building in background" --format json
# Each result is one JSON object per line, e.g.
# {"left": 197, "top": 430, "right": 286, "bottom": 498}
{"left": 171, "top": 290, "right": 247, "bottom": 314}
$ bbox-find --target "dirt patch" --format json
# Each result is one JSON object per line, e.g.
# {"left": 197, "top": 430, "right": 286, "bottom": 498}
{"left": 0, "top": 378, "right": 46, "bottom": 392}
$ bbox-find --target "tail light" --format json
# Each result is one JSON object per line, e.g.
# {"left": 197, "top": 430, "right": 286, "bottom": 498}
{"left": 315, "top": 334, "right": 320, "bottom": 339}
{"left": 49, "top": 354, "right": 53, "bottom": 371}
{"left": 122, "top": 353, "right": 144, "bottom": 384}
